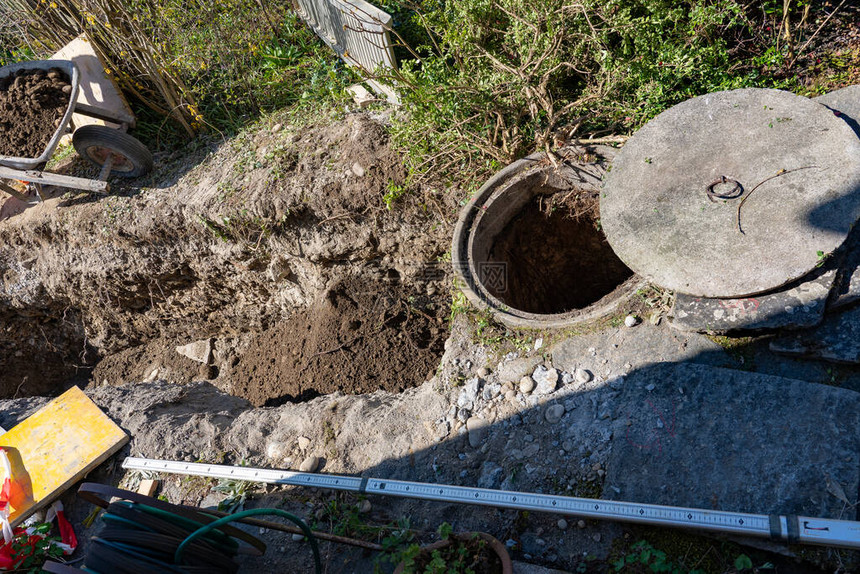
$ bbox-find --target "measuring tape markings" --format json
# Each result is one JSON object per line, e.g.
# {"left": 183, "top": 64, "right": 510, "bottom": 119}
{"left": 363, "top": 478, "right": 768, "bottom": 536}
{"left": 122, "top": 457, "right": 860, "bottom": 550}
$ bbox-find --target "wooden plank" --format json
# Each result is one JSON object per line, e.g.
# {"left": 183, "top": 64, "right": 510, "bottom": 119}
{"left": 0, "top": 166, "right": 109, "bottom": 194}
{"left": 51, "top": 34, "right": 136, "bottom": 130}
{"left": 136, "top": 479, "right": 159, "bottom": 497}
{"left": 0, "top": 386, "right": 128, "bottom": 527}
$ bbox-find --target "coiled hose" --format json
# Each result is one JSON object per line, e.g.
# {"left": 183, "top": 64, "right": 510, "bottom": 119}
{"left": 46, "top": 484, "right": 321, "bottom": 574}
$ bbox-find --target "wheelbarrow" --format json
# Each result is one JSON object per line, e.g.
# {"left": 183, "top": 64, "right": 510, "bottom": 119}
{"left": 0, "top": 59, "right": 152, "bottom": 202}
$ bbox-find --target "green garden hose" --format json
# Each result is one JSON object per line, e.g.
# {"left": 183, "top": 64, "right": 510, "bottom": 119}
{"left": 175, "top": 509, "right": 321, "bottom": 574}
{"left": 72, "top": 484, "right": 321, "bottom": 574}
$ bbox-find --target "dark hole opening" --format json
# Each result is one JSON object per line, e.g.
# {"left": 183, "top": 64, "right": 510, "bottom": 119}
{"left": 486, "top": 193, "right": 633, "bottom": 314}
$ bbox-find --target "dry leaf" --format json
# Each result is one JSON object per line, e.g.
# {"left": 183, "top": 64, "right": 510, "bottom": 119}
{"left": 825, "top": 473, "right": 850, "bottom": 505}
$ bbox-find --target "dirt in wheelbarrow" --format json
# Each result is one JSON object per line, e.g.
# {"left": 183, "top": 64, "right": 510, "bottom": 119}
{"left": 230, "top": 275, "right": 448, "bottom": 407}
{"left": 0, "top": 68, "right": 71, "bottom": 158}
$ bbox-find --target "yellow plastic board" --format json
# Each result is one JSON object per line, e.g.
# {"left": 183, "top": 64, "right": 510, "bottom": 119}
{"left": 0, "top": 386, "right": 128, "bottom": 526}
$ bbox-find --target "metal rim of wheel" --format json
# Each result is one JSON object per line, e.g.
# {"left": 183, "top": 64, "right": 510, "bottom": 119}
{"left": 72, "top": 125, "right": 153, "bottom": 178}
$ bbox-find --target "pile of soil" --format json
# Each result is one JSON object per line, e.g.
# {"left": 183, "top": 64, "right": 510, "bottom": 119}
{"left": 488, "top": 192, "right": 632, "bottom": 314}
{"left": 231, "top": 275, "right": 447, "bottom": 406}
{"left": 0, "top": 68, "right": 71, "bottom": 158}
{"left": 247, "top": 114, "right": 408, "bottom": 219}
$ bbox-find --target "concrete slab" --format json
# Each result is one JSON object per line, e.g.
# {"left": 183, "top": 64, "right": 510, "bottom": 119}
{"left": 771, "top": 305, "right": 860, "bottom": 364}
{"left": 814, "top": 84, "right": 860, "bottom": 139}
{"left": 670, "top": 267, "right": 837, "bottom": 333}
{"left": 603, "top": 363, "right": 860, "bottom": 518}
{"left": 813, "top": 86, "right": 860, "bottom": 310}
{"left": 601, "top": 88, "right": 860, "bottom": 298}
{"left": 672, "top": 219, "right": 860, "bottom": 333}
{"left": 814, "top": 86, "right": 860, "bottom": 310}
{"left": 551, "top": 322, "right": 725, "bottom": 380}
{"left": 830, "top": 225, "right": 860, "bottom": 311}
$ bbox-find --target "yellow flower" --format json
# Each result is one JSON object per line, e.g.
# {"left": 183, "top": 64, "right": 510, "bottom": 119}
{"left": 49, "top": 1, "right": 57, "bottom": 7}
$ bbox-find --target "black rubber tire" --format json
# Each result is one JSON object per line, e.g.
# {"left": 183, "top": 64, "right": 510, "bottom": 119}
{"left": 73, "top": 125, "right": 153, "bottom": 178}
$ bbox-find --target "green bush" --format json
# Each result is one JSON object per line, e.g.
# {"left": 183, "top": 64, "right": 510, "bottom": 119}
{"left": 0, "top": 11, "right": 36, "bottom": 66}
{"left": 0, "top": 43, "right": 35, "bottom": 67}
{"left": 383, "top": 0, "right": 798, "bottom": 184}
{"left": 149, "top": 4, "right": 354, "bottom": 132}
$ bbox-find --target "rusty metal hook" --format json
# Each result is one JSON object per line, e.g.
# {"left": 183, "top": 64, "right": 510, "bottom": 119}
{"left": 705, "top": 176, "right": 744, "bottom": 203}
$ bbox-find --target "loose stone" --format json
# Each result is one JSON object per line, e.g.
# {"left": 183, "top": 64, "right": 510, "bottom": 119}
{"left": 299, "top": 456, "right": 319, "bottom": 473}
{"left": 519, "top": 376, "right": 536, "bottom": 394}
{"left": 266, "top": 441, "right": 289, "bottom": 460}
{"left": 466, "top": 417, "right": 489, "bottom": 448}
{"left": 477, "top": 461, "right": 504, "bottom": 489}
{"left": 625, "top": 315, "right": 640, "bottom": 327}
{"left": 533, "top": 366, "right": 559, "bottom": 395}
{"left": 545, "top": 404, "right": 564, "bottom": 424}
{"left": 482, "top": 382, "right": 502, "bottom": 400}
{"left": 457, "top": 377, "right": 481, "bottom": 410}
{"left": 457, "top": 408, "right": 471, "bottom": 423}
{"left": 557, "top": 519, "right": 568, "bottom": 530}
{"left": 575, "top": 368, "right": 593, "bottom": 384}
{"left": 608, "top": 376, "right": 625, "bottom": 390}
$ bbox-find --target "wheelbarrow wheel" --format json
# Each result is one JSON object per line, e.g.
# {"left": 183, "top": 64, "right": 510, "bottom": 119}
{"left": 73, "top": 125, "right": 153, "bottom": 178}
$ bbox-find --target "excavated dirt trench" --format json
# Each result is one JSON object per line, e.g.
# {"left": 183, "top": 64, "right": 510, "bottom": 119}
{"left": 0, "top": 112, "right": 454, "bottom": 403}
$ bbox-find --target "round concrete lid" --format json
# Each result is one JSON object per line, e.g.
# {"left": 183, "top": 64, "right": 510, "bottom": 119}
{"left": 600, "top": 88, "right": 860, "bottom": 298}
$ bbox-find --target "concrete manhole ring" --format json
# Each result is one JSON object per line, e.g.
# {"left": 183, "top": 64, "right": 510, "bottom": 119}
{"left": 600, "top": 88, "right": 860, "bottom": 298}
{"left": 814, "top": 84, "right": 860, "bottom": 138}
{"left": 452, "top": 146, "right": 647, "bottom": 329}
